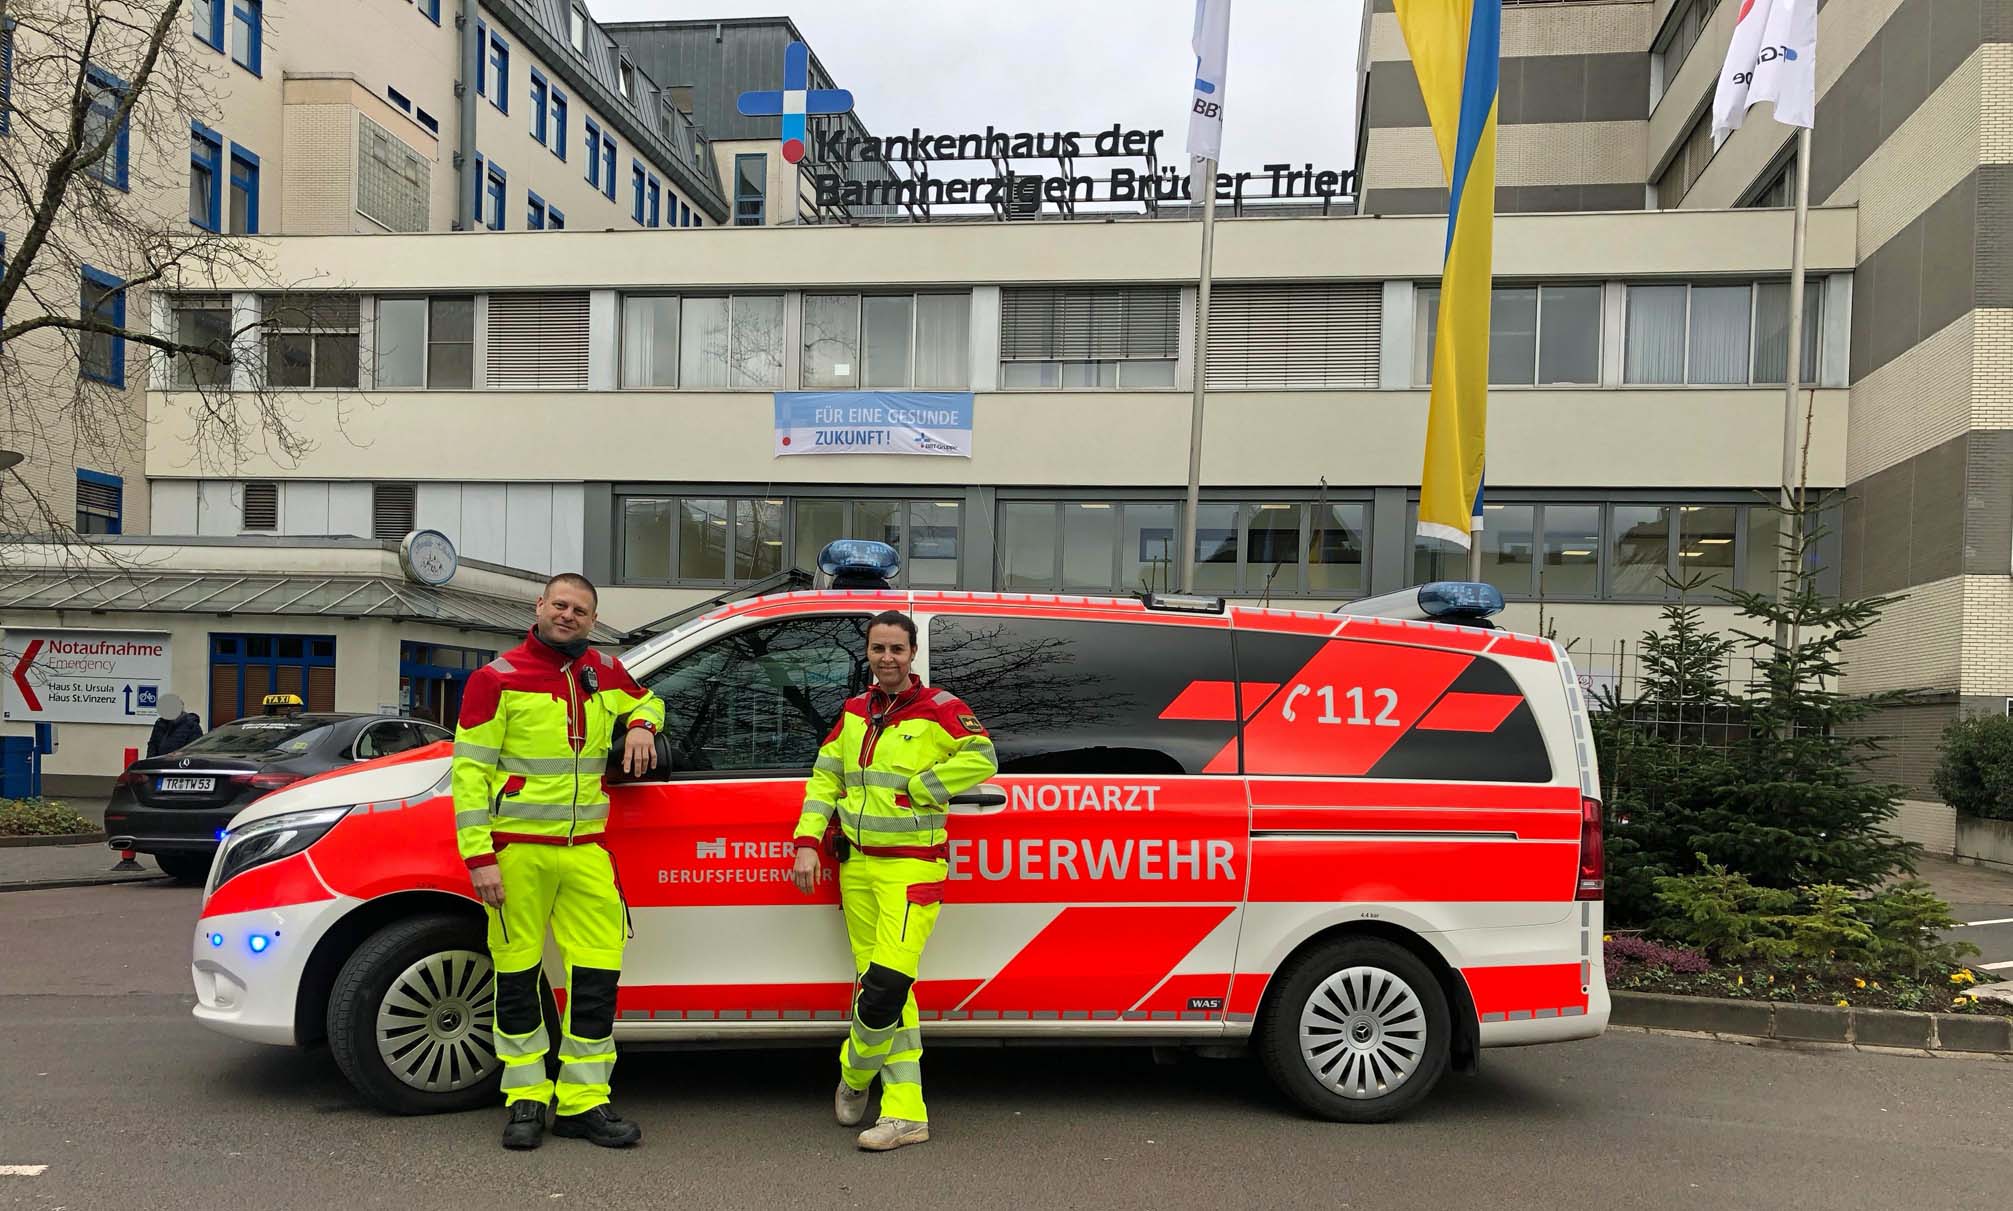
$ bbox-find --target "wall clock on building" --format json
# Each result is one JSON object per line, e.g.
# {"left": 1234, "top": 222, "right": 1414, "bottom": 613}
{"left": 399, "top": 529, "right": 459, "bottom": 586}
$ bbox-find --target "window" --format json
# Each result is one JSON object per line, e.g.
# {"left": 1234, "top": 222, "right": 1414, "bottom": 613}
{"left": 169, "top": 293, "right": 232, "bottom": 388}
{"left": 358, "top": 116, "right": 428, "bottom": 232}
{"left": 194, "top": 0, "right": 224, "bottom": 50}
{"left": 569, "top": 6, "right": 588, "bottom": 54}
{"left": 600, "top": 134, "right": 616, "bottom": 200}
{"left": 1624, "top": 282, "right": 1820, "bottom": 385}
{"left": 734, "top": 153, "right": 766, "bottom": 225}
{"left": 547, "top": 205, "right": 565, "bottom": 230}
{"left": 1741, "top": 152, "right": 1796, "bottom": 209}
{"left": 789, "top": 498, "right": 962, "bottom": 587}
{"left": 1656, "top": 108, "right": 1717, "bottom": 208}
{"left": 210, "top": 634, "right": 337, "bottom": 720}
{"left": 75, "top": 470, "right": 122, "bottom": 535}
{"left": 420, "top": 0, "right": 440, "bottom": 24}
{"left": 527, "top": 192, "right": 547, "bottom": 230}
{"left": 1416, "top": 283, "right": 1601, "bottom": 386}
{"left": 930, "top": 616, "right": 1237, "bottom": 776}
{"left": 801, "top": 293, "right": 972, "bottom": 390}
{"left": 487, "top": 31, "right": 509, "bottom": 113}
{"left": 1000, "top": 287, "right": 1180, "bottom": 389}
{"left": 632, "top": 160, "right": 646, "bottom": 223}
{"left": 998, "top": 498, "right": 1368, "bottom": 597}
{"left": 229, "top": 144, "right": 259, "bottom": 233}
{"left": 620, "top": 295, "right": 679, "bottom": 387}
{"left": 486, "top": 293, "right": 590, "bottom": 389}
{"left": 584, "top": 118, "right": 603, "bottom": 189}
{"left": 619, "top": 295, "right": 784, "bottom": 389}
{"left": 548, "top": 88, "right": 567, "bottom": 160}
{"left": 372, "top": 483, "right": 417, "bottom": 538}
{"left": 386, "top": 86, "right": 412, "bottom": 114}
{"left": 1652, "top": 0, "right": 1719, "bottom": 107}
{"left": 189, "top": 123, "right": 223, "bottom": 231}
{"left": 230, "top": 0, "right": 261, "bottom": 73}
{"left": 529, "top": 71, "right": 548, "bottom": 145}
{"left": 374, "top": 296, "right": 474, "bottom": 388}
{"left": 618, "top": 60, "right": 634, "bottom": 99}
{"left": 79, "top": 266, "right": 125, "bottom": 386}
{"left": 643, "top": 615, "right": 869, "bottom": 773}
{"left": 646, "top": 175, "right": 661, "bottom": 227}
{"left": 82, "top": 67, "right": 130, "bottom": 190}
{"left": 1207, "top": 283, "right": 1381, "bottom": 389}
{"left": 617, "top": 494, "right": 962, "bottom": 587}
{"left": 417, "top": 109, "right": 439, "bottom": 135}
{"left": 262, "top": 293, "right": 359, "bottom": 389}
{"left": 484, "top": 157, "right": 506, "bottom": 230}
{"left": 241, "top": 482, "right": 279, "bottom": 531}
{"left": 679, "top": 200, "right": 691, "bottom": 228}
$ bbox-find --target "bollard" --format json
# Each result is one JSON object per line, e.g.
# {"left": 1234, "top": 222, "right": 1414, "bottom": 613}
{"left": 111, "top": 747, "right": 145, "bottom": 871}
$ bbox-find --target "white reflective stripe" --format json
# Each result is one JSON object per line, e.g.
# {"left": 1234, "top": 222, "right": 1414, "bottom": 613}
{"left": 850, "top": 1017, "right": 901, "bottom": 1047}
{"left": 886, "top": 1027, "right": 922, "bottom": 1055}
{"left": 848, "top": 769, "right": 909, "bottom": 790}
{"left": 500, "top": 1063, "right": 549, "bottom": 1090}
{"left": 493, "top": 1025, "right": 551, "bottom": 1059}
{"left": 814, "top": 755, "right": 843, "bottom": 774}
{"left": 556, "top": 1060, "right": 614, "bottom": 1087}
{"left": 488, "top": 656, "right": 516, "bottom": 674}
{"left": 930, "top": 689, "right": 957, "bottom": 706}
{"left": 844, "top": 1040, "right": 886, "bottom": 1072}
{"left": 455, "top": 809, "right": 491, "bottom": 830}
{"left": 882, "top": 1060, "right": 922, "bottom": 1085}
{"left": 497, "top": 800, "right": 611, "bottom": 823}
{"left": 802, "top": 798, "right": 835, "bottom": 818}
{"left": 454, "top": 741, "right": 501, "bottom": 764}
{"left": 498, "top": 755, "right": 582, "bottom": 774}
{"left": 918, "top": 770, "right": 950, "bottom": 806}
{"left": 558, "top": 1034, "right": 612, "bottom": 1060}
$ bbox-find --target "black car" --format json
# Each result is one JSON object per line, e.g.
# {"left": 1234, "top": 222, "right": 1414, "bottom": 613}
{"left": 105, "top": 713, "right": 451, "bottom": 884}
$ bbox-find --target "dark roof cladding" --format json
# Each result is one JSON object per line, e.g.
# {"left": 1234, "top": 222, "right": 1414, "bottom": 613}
{"left": 600, "top": 16, "right": 871, "bottom": 145}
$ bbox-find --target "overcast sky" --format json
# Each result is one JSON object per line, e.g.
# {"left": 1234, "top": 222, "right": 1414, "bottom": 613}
{"left": 594, "top": 0, "right": 1370, "bottom": 174}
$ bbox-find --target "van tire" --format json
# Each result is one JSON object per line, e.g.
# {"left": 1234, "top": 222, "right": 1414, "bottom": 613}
{"left": 1257, "top": 936, "right": 1452, "bottom": 1123}
{"left": 327, "top": 913, "right": 515, "bottom": 1115}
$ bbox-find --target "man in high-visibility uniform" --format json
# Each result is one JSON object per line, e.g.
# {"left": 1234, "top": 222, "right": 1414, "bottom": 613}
{"left": 790, "top": 609, "right": 998, "bottom": 1151}
{"left": 453, "top": 573, "right": 664, "bottom": 1151}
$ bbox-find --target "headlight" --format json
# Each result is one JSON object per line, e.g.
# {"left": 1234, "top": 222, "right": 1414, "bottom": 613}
{"left": 210, "top": 806, "right": 353, "bottom": 894}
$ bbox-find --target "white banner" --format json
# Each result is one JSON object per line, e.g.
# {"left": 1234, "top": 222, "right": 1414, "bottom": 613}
{"left": 1, "top": 629, "right": 174, "bottom": 725}
{"left": 1713, "top": 0, "right": 1816, "bottom": 140}
{"left": 1187, "top": 0, "right": 1232, "bottom": 162}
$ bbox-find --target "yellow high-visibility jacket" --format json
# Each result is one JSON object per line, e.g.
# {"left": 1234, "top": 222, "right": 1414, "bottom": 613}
{"left": 794, "top": 676, "right": 998, "bottom": 858}
{"left": 452, "top": 631, "right": 664, "bottom": 869}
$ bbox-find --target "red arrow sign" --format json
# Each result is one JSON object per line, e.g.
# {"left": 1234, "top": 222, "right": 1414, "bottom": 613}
{"left": 9, "top": 639, "right": 43, "bottom": 712}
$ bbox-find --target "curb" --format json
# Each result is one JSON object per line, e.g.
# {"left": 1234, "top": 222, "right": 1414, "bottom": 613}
{"left": 0, "top": 872, "right": 174, "bottom": 893}
{"left": 1612, "top": 991, "right": 2013, "bottom": 1055}
{"left": 0, "top": 832, "right": 107, "bottom": 849}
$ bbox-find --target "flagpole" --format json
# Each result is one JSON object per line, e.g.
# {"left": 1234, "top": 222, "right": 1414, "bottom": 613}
{"left": 1774, "top": 124, "right": 1812, "bottom": 649}
{"left": 1180, "top": 157, "right": 1219, "bottom": 593}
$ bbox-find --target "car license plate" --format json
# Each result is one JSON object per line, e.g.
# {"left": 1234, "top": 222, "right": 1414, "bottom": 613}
{"left": 157, "top": 776, "right": 215, "bottom": 793}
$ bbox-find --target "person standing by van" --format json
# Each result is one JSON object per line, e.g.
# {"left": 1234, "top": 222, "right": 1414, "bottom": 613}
{"left": 790, "top": 610, "right": 997, "bottom": 1151}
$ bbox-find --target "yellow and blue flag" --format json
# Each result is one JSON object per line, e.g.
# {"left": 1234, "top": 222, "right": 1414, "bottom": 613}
{"left": 1398, "top": 0, "right": 1499, "bottom": 548}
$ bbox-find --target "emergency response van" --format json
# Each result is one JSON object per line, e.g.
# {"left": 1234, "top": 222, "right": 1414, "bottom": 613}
{"left": 191, "top": 552, "right": 1608, "bottom": 1124}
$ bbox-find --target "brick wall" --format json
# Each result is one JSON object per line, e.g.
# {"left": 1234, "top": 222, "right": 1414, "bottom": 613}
{"left": 282, "top": 103, "right": 358, "bottom": 236}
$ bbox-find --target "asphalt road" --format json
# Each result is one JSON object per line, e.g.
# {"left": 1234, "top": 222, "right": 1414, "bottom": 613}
{"left": 3, "top": 882, "right": 2011, "bottom": 1211}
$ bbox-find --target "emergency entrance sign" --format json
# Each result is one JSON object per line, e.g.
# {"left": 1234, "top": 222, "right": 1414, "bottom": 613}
{"left": 2, "top": 629, "right": 173, "bottom": 724}
{"left": 773, "top": 391, "right": 974, "bottom": 457}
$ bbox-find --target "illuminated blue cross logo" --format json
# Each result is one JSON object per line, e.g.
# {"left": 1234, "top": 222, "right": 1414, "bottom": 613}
{"left": 735, "top": 41, "right": 854, "bottom": 165}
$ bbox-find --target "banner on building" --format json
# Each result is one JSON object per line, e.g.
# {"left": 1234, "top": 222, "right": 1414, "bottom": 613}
{"left": 1, "top": 629, "right": 173, "bottom": 724}
{"left": 773, "top": 392, "right": 975, "bottom": 457}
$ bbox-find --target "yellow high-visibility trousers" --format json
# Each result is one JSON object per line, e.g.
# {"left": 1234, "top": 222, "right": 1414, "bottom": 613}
{"left": 484, "top": 842, "right": 627, "bottom": 1116}
{"left": 838, "top": 854, "right": 945, "bottom": 1123}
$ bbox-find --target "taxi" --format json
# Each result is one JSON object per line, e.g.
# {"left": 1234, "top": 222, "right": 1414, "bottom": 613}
{"left": 191, "top": 542, "right": 1608, "bottom": 1122}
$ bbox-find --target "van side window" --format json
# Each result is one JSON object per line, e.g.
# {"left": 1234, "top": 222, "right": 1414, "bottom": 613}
{"left": 1235, "top": 632, "right": 1552, "bottom": 782}
{"left": 643, "top": 614, "right": 869, "bottom": 772}
{"left": 927, "top": 615, "right": 1236, "bottom": 775}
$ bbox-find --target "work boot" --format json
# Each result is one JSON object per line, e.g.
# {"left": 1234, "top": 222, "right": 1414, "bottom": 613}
{"left": 501, "top": 1100, "right": 546, "bottom": 1150}
{"left": 856, "top": 1116, "right": 929, "bottom": 1152}
{"left": 553, "top": 1103, "right": 642, "bottom": 1148}
{"left": 835, "top": 1081, "right": 871, "bottom": 1127}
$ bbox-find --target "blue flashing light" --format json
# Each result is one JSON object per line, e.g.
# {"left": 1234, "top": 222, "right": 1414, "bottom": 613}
{"left": 248, "top": 933, "right": 270, "bottom": 954}
{"left": 1417, "top": 581, "right": 1506, "bottom": 618}
{"left": 215, "top": 828, "right": 228, "bottom": 841}
{"left": 209, "top": 933, "right": 225, "bottom": 948}
{"left": 817, "top": 539, "right": 900, "bottom": 580}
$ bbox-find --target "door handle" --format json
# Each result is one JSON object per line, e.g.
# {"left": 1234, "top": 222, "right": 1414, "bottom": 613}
{"left": 946, "top": 784, "right": 1007, "bottom": 815}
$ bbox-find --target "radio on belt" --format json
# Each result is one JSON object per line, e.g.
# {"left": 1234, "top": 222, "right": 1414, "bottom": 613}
{"left": 1334, "top": 580, "right": 1506, "bottom": 626}
{"left": 816, "top": 539, "right": 900, "bottom": 590}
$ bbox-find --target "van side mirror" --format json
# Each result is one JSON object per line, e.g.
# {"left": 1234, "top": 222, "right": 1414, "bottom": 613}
{"left": 604, "top": 731, "right": 677, "bottom": 783}
{"left": 947, "top": 784, "right": 1007, "bottom": 815}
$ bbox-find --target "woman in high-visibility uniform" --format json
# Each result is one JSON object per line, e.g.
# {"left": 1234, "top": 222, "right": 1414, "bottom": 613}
{"left": 790, "top": 609, "right": 998, "bottom": 1152}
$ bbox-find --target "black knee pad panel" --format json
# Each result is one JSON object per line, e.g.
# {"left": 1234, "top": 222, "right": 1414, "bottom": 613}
{"left": 494, "top": 966, "right": 544, "bottom": 1035}
{"left": 568, "top": 966, "right": 620, "bottom": 1041}
{"left": 854, "top": 962, "right": 914, "bottom": 1029}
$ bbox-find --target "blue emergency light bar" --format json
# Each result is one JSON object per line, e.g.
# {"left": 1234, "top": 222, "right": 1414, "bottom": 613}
{"left": 1334, "top": 581, "right": 1505, "bottom": 622}
{"left": 817, "top": 539, "right": 901, "bottom": 588}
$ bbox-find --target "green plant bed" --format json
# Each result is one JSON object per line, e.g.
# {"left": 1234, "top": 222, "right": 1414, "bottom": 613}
{"left": 0, "top": 798, "right": 95, "bottom": 838}
{"left": 1605, "top": 936, "right": 2008, "bottom": 1016}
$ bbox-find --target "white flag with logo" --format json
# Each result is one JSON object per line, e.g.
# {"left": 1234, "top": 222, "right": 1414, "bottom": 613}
{"left": 1187, "top": 0, "right": 1232, "bottom": 162}
{"left": 1713, "top": 0, "right": 1817, "bottom": 139}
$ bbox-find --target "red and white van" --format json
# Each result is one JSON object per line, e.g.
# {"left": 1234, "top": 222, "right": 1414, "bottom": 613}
{"left": 191, "top": 575, "right": 1607, "bottom": 1123}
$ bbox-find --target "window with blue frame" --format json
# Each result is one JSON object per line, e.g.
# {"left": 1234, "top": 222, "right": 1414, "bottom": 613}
{"left": 210, "top": 633, "right": 338, "bottom": 719}
{"left": 420, "top": 0, "right": 440, "bottom": 24}
{"left": 230, "top": 0, "right": 261, "bottom": 75}
{"left": 548, "top": 205, "right": 565, "bottom": 230}
{"left": 549, "top": 88, "right": 567, "bottom": 160}
{"left": 81, "top": 67, "right": 130, "bottom": 190}
{"left": 189, "top": 123, "right": 223, "bottom": 231}
{"left": 193, "top": 0, "right": 223, "bottom": 50}
{"left": 600, "top": 134, "right": 615, "bottom": 200}
{"left": 528, "top": 192, "right": 547, "bottom": 230}
{"left": 529, "top": 70, "right": 547, "bottom": 145}
{"left": 78, "top": 266, "right": 125, "bottom": 386}
{"left": 485, "top": 158, "right": 506, "bottom": 230}
{"left": 488, "top": 32, "right": 509, "bottom": 113}
{"left": 584, "top": 118, "right": 602, "bottom": 188}
{"left": 631, "top": 160, "right": 645, "bottom": 223}
{"left": 475, "top": 19, "right": 487, "bottom": 94}
{"left": 647, "top": 176, "right": 661, "bottom": 227}
{"left": 74, "top": 470, "right": 122, "bottom": 535}
{"left": 229, "top": 144, "right": 259, "bottom": 234}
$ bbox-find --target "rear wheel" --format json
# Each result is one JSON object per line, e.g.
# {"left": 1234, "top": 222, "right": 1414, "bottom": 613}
{"left": 155, "top": 851, "right": 211, "bottom": 885}
{"left": 1257, "top": 936, "right": 1451, "bottom": 1123}
{"left": 327, "top": 913, "right": 504, "bottom": 1115}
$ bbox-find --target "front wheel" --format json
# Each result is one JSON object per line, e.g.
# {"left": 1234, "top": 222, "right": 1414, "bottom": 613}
{"left": 326, "top": 913, "right": 503, "bottom": 1115}
{"left": 155, "top": 851, "right": 212, "bottom": 885}
{"left": 1257, "top": 936, "right": 1452, "bottom": 1123}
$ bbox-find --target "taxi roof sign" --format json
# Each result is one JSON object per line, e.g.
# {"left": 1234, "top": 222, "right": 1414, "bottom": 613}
{"left": 261, "top": 693, "right": 305, "bottom": 716}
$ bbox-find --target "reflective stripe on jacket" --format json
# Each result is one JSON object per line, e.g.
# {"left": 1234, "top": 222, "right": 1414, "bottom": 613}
{"left": 794, "top": 675, "right": 998, "bottom": 854}
{"left": 452, "top": 630, "right": 665, "bottom": 869}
